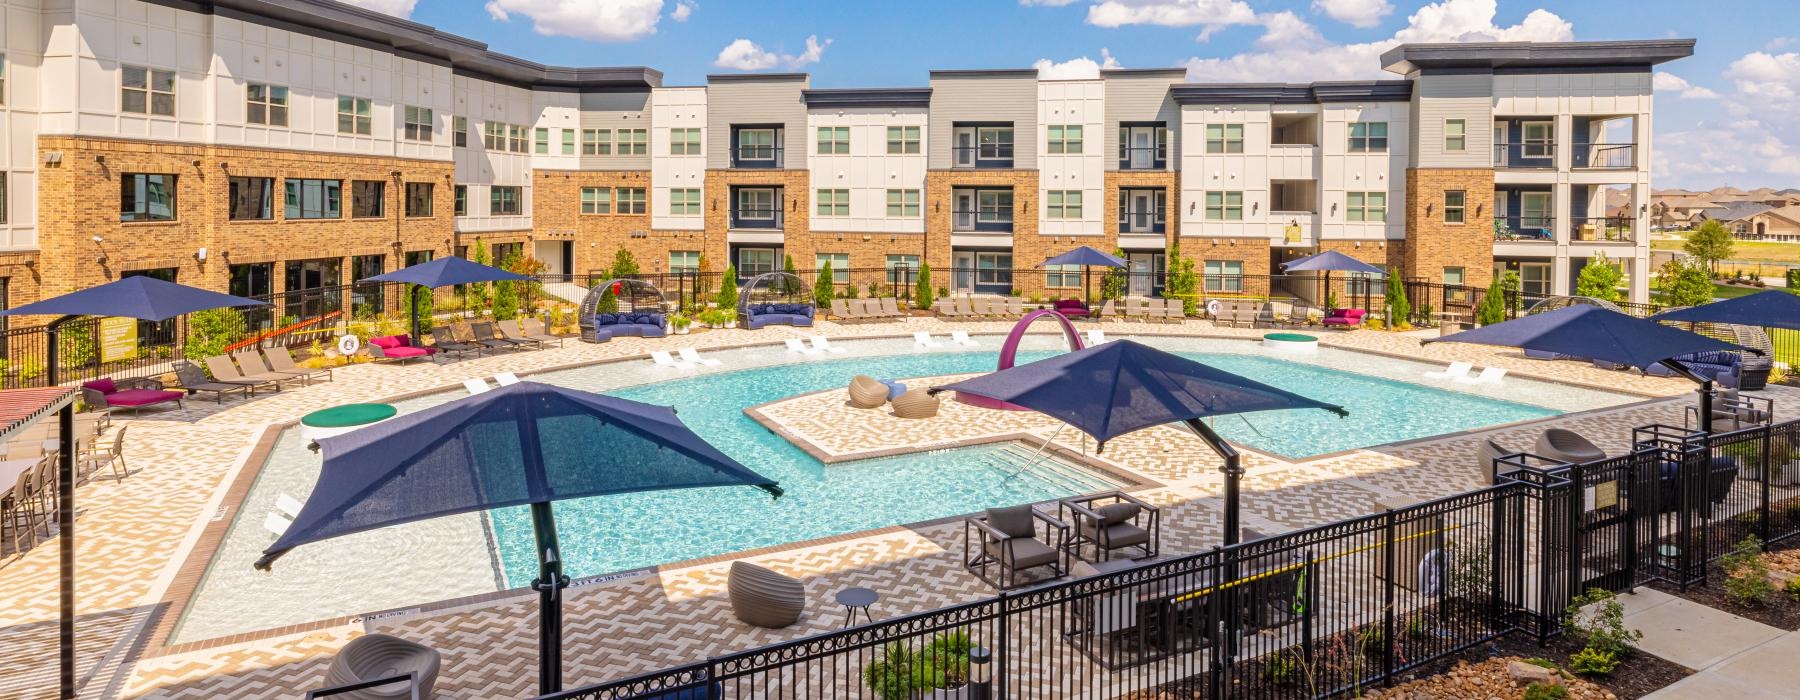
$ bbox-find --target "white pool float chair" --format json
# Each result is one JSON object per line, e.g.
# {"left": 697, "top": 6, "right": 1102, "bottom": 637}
{"left": 274, "top": 493, "right": 305, "bottom": 519}
{"left": 950, "top": 330, "right": 979, "bottom": 347}
{"left": 463, "top": 378, "right": 492, "bottom": 394}
{"left": 913, "top": 332, "right": 943, "bottom": 348}
{"left": 1423, "top": 361, "right": 1473, "bottom": 380}
{"left": 495, "top": 372, "right": 521, "bottom": 386}
{"left": 810, "top": 336, "right": 847, "bottom": 354}
{"left": 263, "top": 512, "right": 292, "bottom": 538}
{"left": 678, "top": 347, "right": 722, "bottom": 367}
{"left": 1458, "top": 366, "right": 1508, "bottom": 384}
{"left": 785, "top": 338, "right": 821, "bottom": 356}
{"left": 650, "top": 350, "right": 696, "bottom": 370}
{"left": 1085, "top": 329, "right": 1107, "bottom": 345}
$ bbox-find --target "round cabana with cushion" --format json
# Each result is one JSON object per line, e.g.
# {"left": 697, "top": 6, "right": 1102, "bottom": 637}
{"left": 578, "top": 278, "right": 669, "bottom": 343}
{"left": 1523, "top": 295, "right": 1622, "bottom": 315}
{"left": 737, "top": 272, "right": 814, "bottom": 329}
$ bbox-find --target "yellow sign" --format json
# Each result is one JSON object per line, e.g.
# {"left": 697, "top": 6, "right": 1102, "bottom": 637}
{"left": 1284, "top": 223, "right": 1303, "bottom": 244}
{"left": 99, "top": 317, "right": 139, "bottom": 363}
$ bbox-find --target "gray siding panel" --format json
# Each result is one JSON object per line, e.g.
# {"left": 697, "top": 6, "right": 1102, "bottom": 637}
{"left": 578, "top": 90, "right": 653, "bottom": 170}
{"left": 1103, "top": 74, "right": 1181, "bottom": 170}
{"left": 705, "top": 77, "right": 810, "bottom": 169}
{"left": 1413, "top": 73, "right": 1493, "bottom": 169}
{"left": 927, "top": 75, "right": 1038, "bottom": 169}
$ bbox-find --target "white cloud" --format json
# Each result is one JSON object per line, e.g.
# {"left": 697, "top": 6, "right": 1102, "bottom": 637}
{"left": 1726, "top": 51, "right": 1800, "bottom": 108}
{"left": 1312, "top": 0, "right": 1393, "bottom": 28}
{"left": 671, "top": 0, "right": 694, "bottom": 21}
{"left": 483, "top": 0, "right": 665, "bottom": 42}
{"left": 1653, "top": 72, "right": 1721, "bottom": 100}
{"left": 1655, "top": 119, "right": 1800, "bottom": 188}
{"left": 1767, "top": 37, "right": 1795, "bottom": 52}
{"left": 337, "top": 0, "right": 417, "bottom": 17}
{"left": 1034, "top": 49, "right": 1122, "bottom": 80}
{"left": 712, "top": 35, "right": 832, "bottom": 71}
{"left": 1088, "top": 0, "right": 1258, "bottom": 41}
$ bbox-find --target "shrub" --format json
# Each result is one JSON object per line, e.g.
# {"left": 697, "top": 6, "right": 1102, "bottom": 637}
{"left": 914, "top": 264, "right": 935, "bottom": 311}
{"left": 1477, "top": 275, "right": 1508, "bottom": 325}
{"left": 1784, "top": 576, "right": 1800, "bottom": 602}
{"left": 1357, "top": 624, "right": 1386, "bottom": 656}
{"left": 410, "top": 285, "right": 435, "bottom": 333}
{"left": 1721, "top": 535, "right": 1773, "bottom": 606}
{"left": 492, "top": 252, "right": 521, "bottom": 321}
{"left": 1524, "top": 657, "right": 1560, "bottom": 670}
{"left": 1563, "top": 588, "right": 1642, "bottom": 657}
{"left": 607, "top": 248, "right": 640, "bottom": 279}
{"left": 1575, "top": 252, "right": 1624, "bottom": 303}
{"left": 1524, "top": 682, "right": 1570, "bottom": 700}
{"left": 860, "top": 632, "right": 973, "bottom": 700}
{"left": 184, "top": 308, "right": 248, "bottom": 363}
{"left": 1657, "top": 259, "right": 1714, "bottom": 308}
{"left": 1101, "top": 248, "right": 1129, "bottom": 301}
{"left": 716, "top": 265, "right": 740, "bottom": 310}
{"left": 1259, "top": 653, "right": 1299, "bottom": 684}
{"left": 867, "top": 281, "right": 881, "bottom": 298}
{"left": 1384, "top": 269, "right": 1410, "bottom": 329}
{"left": 467, "top": 239, "right": 492, "bottom": 309}
{"left": 782, "top": 254, "right": 802, "bottom": 296}
{"left": 58, "top": 320, "right": 99, "bottom": 371}
{"left": 1686, "top": 219, "right": 1735, "bottom": 272}
{"left": 813, "top": 262, "right": 837, "bottom": 307}
{"left": 1569, "top": 646, "right": 1619, "bottom": 676}
{"left": 1787, "top": 268, "right": 1800, "bottom": 290}
{"left": 1164, "top": 242, "right": 1199, "bottom": 315}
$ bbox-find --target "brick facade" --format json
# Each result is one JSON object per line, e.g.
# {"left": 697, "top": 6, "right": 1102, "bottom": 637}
{"left": 530, "top": 169, "right": 687, "bottom": 277}
{"left": 1102, "top": 171, "right": 1179, "bottom": 252}
{"left": 1174, "top": 236, "right": 1273, "bottom": 298}
{"left": 704, "top": 168, "right": 810, "bottom": 276}
{"left": 924, "top": 169, "right": 1041, "bottom": 294}
{"left": 1404, "top": 168, "right": 1495, "bottom": 289}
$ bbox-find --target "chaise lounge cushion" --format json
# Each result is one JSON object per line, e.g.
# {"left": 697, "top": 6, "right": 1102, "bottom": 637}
{"left": 107, "top": 388, "right": 188, "bottom": 407}
{"left": 83, "top": 378, "right": 117, "bottom": 394}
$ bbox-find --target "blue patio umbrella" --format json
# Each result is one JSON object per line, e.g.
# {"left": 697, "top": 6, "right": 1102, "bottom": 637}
{"left": 1651, "top": 289, "right": 1800, "bottom": 330}
{"left": 0, "top": 276, "right": 267, "bottom": 700}
{"left": 1426, "top": 304, "right": 1752, "bottom": 432}
{"left": 255, "top": 381, "right": 781, "bottom": 694}
{"left": 1281, "top": 250, "right": 1387, "bottom": 310}
{"left": 931, "top": 340, "right": 1345, "bottom": 545}
{"left": 358, "top": 256, "right": 532, "bottom": 341}
{"left": 1040, "top": 245, "right": 1128, "bottom": 307}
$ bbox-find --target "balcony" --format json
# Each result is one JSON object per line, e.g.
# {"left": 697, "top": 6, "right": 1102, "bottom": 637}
{"left": 1570, "top": 216, "right": 1635, "bottom": 243}
{"left": 1494, "top": 216, "right": 1554, "bottom": 242}
{"left": 1118, "top": 207, "right": 1165, "bottom": 234}
{"left": 729, "top": 207, "right": 783, "bottom": 229}
{"left": 1493, "top": 142, "right": 1555, "bottom": 169}
{"left": 952, "top": 209, "right": 1013, "bottom": 233}
{"left": 1573, "top": 143, "right": 1636, "bottom": 169}
{"left": 952, "top": 145, "right": 1014, "bottom": 169}
{"left": 731, "top": 145, "right": 784, "bottom": 169}
{"left": 1117, "top": 147, "right": 1167, "bottom": 171}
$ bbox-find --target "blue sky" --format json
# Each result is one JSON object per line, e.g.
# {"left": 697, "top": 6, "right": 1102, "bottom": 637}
{"left": 356, "top": 0, "right": 1799, "bottom": 190}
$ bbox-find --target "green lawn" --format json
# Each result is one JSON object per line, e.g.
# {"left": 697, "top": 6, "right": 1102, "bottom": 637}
{"left": 1712, "top": 283, "right": 1769, "bottom": 299}
{"left": 1655, "top": 237, "right": 1800, "bottom": 265}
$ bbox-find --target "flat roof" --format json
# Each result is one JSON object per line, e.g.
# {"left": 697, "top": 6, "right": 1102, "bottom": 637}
{"left": 707, "top": 73, "right": 811, "bottom": 83}
{"left": 1171, "top": 81, "right": 1411, "bottom": 105}
{"left": 802, "top": 88, "right": 932, "bottom": 109}
{"left": 1381, "top": 39, "right": 1696, "bottom": 75}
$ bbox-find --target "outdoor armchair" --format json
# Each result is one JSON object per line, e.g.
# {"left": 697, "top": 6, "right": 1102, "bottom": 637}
{"left": 321, "top": 633, "right": 441, "bottom": 700}
{"left": 173, "top": 363, "right": 251, "bottom": 404}
{"left": 1534, "top": 428, "right": 1605, "bottom": 464}
{"left": 964, "top": 504, "right": 1069, "bottom": 589}
{"left": 727, "top": 561, "right": 806, "bottom": 628}
{"left": 1061, "top": 491, "right": 1160, "bottom": 563}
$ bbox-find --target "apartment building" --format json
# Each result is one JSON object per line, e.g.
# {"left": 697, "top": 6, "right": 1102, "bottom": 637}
{"left": 0, "top": 0, "right": 1692, "bottom": 319}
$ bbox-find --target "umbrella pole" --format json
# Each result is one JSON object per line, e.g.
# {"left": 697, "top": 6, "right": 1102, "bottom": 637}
{"left": 1185, "top": 418, "right": 1243, "bottom": 546}
{"left": 48, "top": 316, "right": 77, "bottom": 700}
{"left": 409, "top": 283, "right": 422, "bottom": 344}
{"left": 530, "top": 501, "right": 568, "bottom": 694}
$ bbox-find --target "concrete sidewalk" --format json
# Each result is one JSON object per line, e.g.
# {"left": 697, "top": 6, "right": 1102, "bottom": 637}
{"left": 1614, "top": 588, "right": 1800, "bottom": 699}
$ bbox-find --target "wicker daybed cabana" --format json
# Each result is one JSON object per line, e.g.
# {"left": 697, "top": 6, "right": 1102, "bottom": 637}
{"left": 578, "top": 278, "right": 670, "bottom": 343}
{"left": 737, "top": 272, "right": 814, "bottom": 329}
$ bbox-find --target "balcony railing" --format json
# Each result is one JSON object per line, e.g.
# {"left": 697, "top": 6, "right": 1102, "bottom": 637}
{"left": 1570, "top": 215, "right": 1635, "bottom": 243}
{"left": 1116, "top": 147, "right": 1168, "bottom": 170}
{"left": 951, "top": 209, "right": 1013, "bottom": 232}
{"left": 1494, "top": 217, "right": 1554, "bottom": 242}
{"left": 1493, "top": 142, "right": 1556, "bottom": 169}
{"left": 731, "top": 146, "right": 783, "bottom": 169}
{"left": 951, "top": 145, "right": 1014, "bottom": 169}
{"left": 1118, "top": 208, "right": 1165, "bottom": 234}
{"left": 1573, "top": 143, "right": 1636, "bottom": 169}
{"left": 729, "top": 208, "right": 783, "bottom": 229}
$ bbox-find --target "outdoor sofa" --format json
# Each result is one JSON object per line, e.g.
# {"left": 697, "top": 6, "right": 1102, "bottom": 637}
{"left": 1320, "top": 308, "right": 1366, "bottom": 328}
{"left": 1052, "top": 299, "right": 1090, "bottom": 318}
{"left": 742, "top": 303, "right": 814, "bottom": 329}
{"left": 585, "top": 312, "right": 667, "bottom": 342}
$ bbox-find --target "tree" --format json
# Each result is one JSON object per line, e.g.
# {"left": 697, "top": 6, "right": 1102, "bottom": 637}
{"left": 184, "top": 307, "right": 248, "bottom": 364}
{"left": 1384, "top": 269, "right": 1411, "bottom": 329}
{"left": 914, "top": 263, "right": 935, "bottom": 311}
{"left": 492, "top": 252, "right": 521, "bottom": 320}
{"left": 1163, "top": 242, "right": 1199, "bottom": 315}
{"left": 782, "top": 254, "right": 802, "bottom": 296}
{"left": 1476, "top": 276, "right": 1507, "bottom": 326}
{"left": 1657, "top": 259, "right": 1714, "bottom": 308}
{"left": 1101, "top": 247, "right": 1129, "bottom": 301}
{"left": 1684, "top": 220, "right": 1735, "bottom": 274}
{"left": 411, "top": 284, "right": 435, "bottom": 333}
{"left": 467, "top": 238, "right": 491, "bottom": 310}
{"left": 1575, "top": 252, "right": 1624, "bottom": 303}
{"left": 813, "top": 262, "right": 837, "bottom": 308}
{"left": 716, "top": 264, "right": 739, "bottom": 310}
{"left": 607, "top": 248, "right": 641, "bottom": 279}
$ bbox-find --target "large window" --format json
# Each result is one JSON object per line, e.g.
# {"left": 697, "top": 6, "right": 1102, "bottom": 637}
{"left": 403, "top": 106, "right": 432, "bottom": 142}
{"left": 977, "top": 190, "right": 1013, "bottom": 223}
{"left": 737, "top": 188, "right": 775, "bottom": 220}
{"left": 1444, "top": 119, "right": 1466, "bottom": 152}
{"left": 1346, "top": 192, "right": 1386, "bottom": 222}
{"left": 534, "top": 127, "right": 550, "bottom": 154}
{"left": 562, "top": 129, "right": 576, "bottom": 155}
{"left": 120, "top": 173, "right": 177, "bottom": 221}
{"left": 229, "top": 262, "right": 273, "bottom": 299}
{"left": 978, "top": 127, "right": 1013, "bottom": 160}
{"left": 1047, "top": 125, "right": 1083, "bottom": 154}
{"left": 1205, "top": 124, "right": 1244, "bottom": 154}
{"left": 405, "top": 183, "right": 433, "bottom": 217}
{"left": 1205, "top": 191, "right": 1244, "bottom": 220}
{"left": 351, "top": 180, "right": 385, "bottom": 218}
{"left": 816, "top": 188, "right": 849, "bottom": 217}
{"left": 454, "top": 117, "right": 468, "bottom": 147}
{"left": 227, "top": 176, "right": 274, "bottom": 220}
{"left": 886, "top": 254, "right": 920, "bottom": 281}
{"left": 246, "top": 83, "right": 288, "bottom": 126}
{"left": 669, "top": 188, "right": 701, "bottom": 216}
{"left": 454, "top": 185, "right": 466, "bottom": 216}
{"left": 737, "top": 128, "right": 775, "bottom": 160}
{"left": 582, "top": 128, "right": 611, "bottom": 155}
{"left": 337, "top": 96, "right": 372, "bottom": 135}
{"left": 816, "top": 253, "right": 850, "bottom": 283}
{"left": 1046, "top": 190, "right": 1083, "bottom": 219}
{"left": 738, "top": 248, "right": 776, "bottom": 278}
{"left": 284, "top": 179, "right": 340, "bottom": 219}
{"left": 1443, "top": 190, "right": 1466, "bottom": 224}
{"left": 975, "top": 252, "right": 1013, "bottom": 287}
{"left": 351, "top": 255, "right": 386, "bottom": 313}
{"left": 617, "top": 128, "right": 648, "bottom": 155}
{"left": 284, "top": 258, "right": 341, "bottom": 321}
{"left": 491, "top": 186, "right": 522, "bottom": 216}
{"left": 616, "top": 187, "right": 646, "bottom": 214}
{"left": 1045, "top": 264, "right": 1082, "bottom": 288}
{"left": 580, "top": 187, "right": 611, "bottom": 214}
{"left": 508, "top": 125, "right": 528, "bottom": 153}
{"left": 817, "top": 126, "right": 850, "bottom": 154}
{"left": 886, "top": 126, "right": 920, "bottom": 154}
{"left": 886, "top": 189, "right": 920, "bottom": 217}
{"left": 671, "top": 128, "right": 701, "bottom": 155}
{"left": 1203, "top": 260, "right": 1244, "bottom": 292}
{"left": 1348, "top": 121, "right": 1388, "bottom": 152}
{"left": 1522, "top": 121, "right": 1554, "bottom": 158}
{"left": 121, "top": 65, "right": 175, "bottom": 116}
{"left": 484, "top": 122, "right": 506, "bottom": 150}
{"left": 670, "top": 251, "right": 701, "bottom": 274}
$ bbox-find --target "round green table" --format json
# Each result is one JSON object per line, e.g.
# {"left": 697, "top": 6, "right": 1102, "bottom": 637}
{"left": 1262, "top": 332, "right": 1319, "bottom": 352}
{"left": 302, "top": 403, "right": 397, "bottom": 441}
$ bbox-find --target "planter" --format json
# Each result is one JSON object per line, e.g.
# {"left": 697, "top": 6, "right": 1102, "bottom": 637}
{"left": 725, "top": 321, "right": 737, "bottom": 329}
{"left": 673, "top": 326, "right": 690, "bottom": 335}
{"left": 922, "top": 686, "right": 970, "bottom": 699}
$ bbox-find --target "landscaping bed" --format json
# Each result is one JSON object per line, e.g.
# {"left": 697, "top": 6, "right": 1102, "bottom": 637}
{"left": 1389, "top": 635, "right": 1689, "bottom": 699}
{"left": 1647, "top": 535, "right": 1800, "bottom": 631}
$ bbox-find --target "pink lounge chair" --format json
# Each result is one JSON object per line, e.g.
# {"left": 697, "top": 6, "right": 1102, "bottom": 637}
{"left": 1321, "top": 308, "right": 1366, "bottom": 328}
{"left": 1052, "top": 299, "right": 1089, "bottom": 318}
{"left": 80, "top": 377, "right": 185, "bottom": 415}
{"left": 368, "top": 334, "right": 439, "bottom": 364}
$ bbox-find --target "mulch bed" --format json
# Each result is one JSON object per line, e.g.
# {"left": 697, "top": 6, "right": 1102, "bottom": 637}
{"left": 1647, "top": 539, "right": 1800, "bottom": 631}
{"left": 1392, "top": 633, "right": 1690, "bottom": 699}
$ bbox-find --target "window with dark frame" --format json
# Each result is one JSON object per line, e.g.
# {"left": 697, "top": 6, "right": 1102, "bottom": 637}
{"left": 616, "top": 187, "right": 646, "bottom": 214}
{"left": 122, "top": 65, "right": 175, "bottom": 116}
{"left": 454, "top": 116, "right": 468, "bottom": 147}
{"left": 403, "top": 106, "right": 432, "bottom": 142}
{"left": 337, "top": 95, "right": 372, "bottom": 135}
{"left": 454, "top": 185, "right": 466, "bottom": 216}
{"left": 581, "top": 187, "right": 611, "bottom": 214}
{"left": 617, "top": 128, "right": 647, "bottom": 155}
{"left": 405, "top": 182, "right": 433, "bottom": 217}
{"left": 491, "top": 186, "right": 522, "bottom": 216}
{"left": 1444, "top": 190, "right": 1466, "bottom": 223}
{"left": 228, "top": 176, "right": 274, "bottom": 220}
{"left": 121, "top": 173, "right": 177, "bottom": 221}
{"left": 285, "top": 179, "right": 342, "bottom": 219}
{"left": 246, "top": 83, "right": 288, "bottom": 126}
{"left": 1348, "top": 121, "right": 1389, "bottom": 152}
{"left": 351, "top": 180, "right": 385, "bottom": 218}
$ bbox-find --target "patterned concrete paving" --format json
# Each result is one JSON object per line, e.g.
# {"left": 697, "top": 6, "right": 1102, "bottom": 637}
{"left": 0, "top": 315, "right": 1734, "bottom": 699}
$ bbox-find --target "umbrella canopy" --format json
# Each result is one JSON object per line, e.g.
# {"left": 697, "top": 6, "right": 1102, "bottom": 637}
{"left": 933, "top": 339, "right": 1345, "bottom": 447}
{"left": 1425, "top": 304, "right": 1745, "bottom": 370}
{"left": 1280, "top": 249, "right": 1386, "bottom": 275}
{"left": 1651, "top": 290, "right": 1800, "bottom": 330}
{"left": 359, "top": 255, "right": 529, "bottom": 288}
{"left": 1041, "top": 245, "right": 1128, "bottom": 269}
{"left": 257, "top": 381, "right": 779, "bottom": 567}
{"left": 0, "top": 275, "right": 268, "bottom": 322}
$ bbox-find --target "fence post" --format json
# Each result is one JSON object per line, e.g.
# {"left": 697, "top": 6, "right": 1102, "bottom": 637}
{"left": 1302, "top": 550, "right": 1316, "bottom": 669}
{"left": 1567, "top": 463, "right": 1585, "bottom": 607}
{"left": 1207, "top": 547, "right": 1227, "bottom": 700}
{"left": 1382, "top": 509, "right": 1397, "bottom": 686}
{"left": 1489, "top": 488, "right": 1506, "bottom": 631}
{"left": 1761, "top": 425, "right": 1773, "bottom": 547}
{"left": 995, "top": 590, "right": 1008, "bottom": 700}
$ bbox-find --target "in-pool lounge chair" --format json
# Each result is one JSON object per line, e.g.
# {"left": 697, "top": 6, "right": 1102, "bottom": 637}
{"left": 172, "top": 363, "right": 250, "bottom": 404}
{"left": 785, "top": 338, "right": 821, "bottom": 356}
{"left": 82, "top": 376, "right": 188, "bottom": 414}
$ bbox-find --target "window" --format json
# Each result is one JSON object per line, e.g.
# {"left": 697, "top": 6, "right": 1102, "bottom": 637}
{"left": 1442, "top": 267, "right": 1465, "bottom": 286}
{"left": 561, "top": 129, "right": 576, "bottom": 155}
{"left": 816, "top": 253, "right": 850, "bottom": 283}
{"left": 508, "top": 125, "right": 528, "bottom": 153}
{"left": 738, "top": 248, "right": 776, "bottom": 278}
{"left": 121, "top": 65, "right": 175, "bottom": 116}
{"left": 1045, "top": 264, "right": 1082, "bottom": 288}
{"left": 405, "top": 183, "right": 433, "bottom": 217}
{"left": 0, "top": 173, "right": 8, "bottom": 223}
{"left": 351, "top": 181, "right": 385, "bottom": 218}
{"left": 978, "top": 126, "right": 1013, "bottom": 160}
{"left": 120, "top": 173, "right": 177, "bottom": 221}
{"left": 337, "top": 96, "right": 371, "bottom": 135}
{"left": 1047, "top": 125, "right": 1083, "bottom": 154}
{"left": 1205, "top": 191, "right": 1244, "bottom": 220}
{"left": 816, "top": 188, "right": 849, "bottom": 217}
{"left": 975, "top": 252, "right": 1013, "bottom": 286}
{"left": 534, "top": 127, "right": 549, "bottom": 154}
{"left": 1345, "top": 271, "right": 1377, "bottom": 296}
{"left": 484, "top": 122, "right": 505, "bottom": 150}
{"left": 887, "top": 126, "right": 921, "bottom": 154}
{"left": 617, "top": 128, "right": 647, "bottom": 155}
{"left": 1444, "top": 119, "right": 1466, "bottom": 152}
{"left": 670, "top": 251, "right": 701, "bottom": 274}
{"left": 1205, "top": 124, "right": 1244, "bottom": 154}
{"left": 454, "top": 117, "right": 468, "bottom": 147}
{"left": 246, "top": 83, "right": 288, "bottom": 126}
{"left": 817, "top": 126, "right": 850, "bottom": 154}
{"left": 284, "top": 179, "right": 341, "bottom": 219}
{"left": 351, "top": 255, "right": 386, "bottom": 312}
{"left": 1348, "top": 121, "right": 1388, "bottom": 152}
{"left": 670, "top": 128, "right": 701, "bottom": 155}
{"left": 616, "top": 187, "right": 646, "bottom": 214}
{"left": 886, "top": 189, "right": 920, "bottom": 217}
{"left": 1443, "top": 190, "right": 1466, "bottom": 223}
{"left": 1518, "top": 262, "right": 1551, "bottom": 296}
{"left": 1203, "top": 260, "right": 1244, "bottom": 292}
{"left": 491, "top": 186, "right": 522, "bottom": 216}
{"left": 1520, "top": 192, "right": 1551, "bottom": 228}
{"left": 404, "top": 106, "right": 432, "bottom": 142}
{"left": 886, "top": 254, "right": 920, "bottom": 277}
{"left": 737, "top": 129, "right": 775, "bottom": 160}
{"left": 1345, "top": 192, "right": 1386, "bottom": 222}
{"left": 229, "top": 262, "right": 273, "bottom": 299}
{"left": 1046, "top": 190, "right": 1083, "bottom": 219}
{"left": 582, "top": 128, "right": 611, "bottom": 155}
{"left": 0, "top": 57, "right": 6, "bottom": 105}
{"left": 1522, "top": 121, "right": 1553, "bottom": 158}
{"left": 454, "top": 185, "right": 466, "bottom": 216}
{"left": 227, "top": 176, "right": 274, "bottom": 220}
{"left": 977, "top": 190, "right": 1013, "bottom": 223}
{"left": 580, "top": 187, "right": 611, "bottom": 214}
{"left": 737, "top": 188, "right": 775, "bottom": 219}
{"left": 669, "top": 188, "right": 701, "bottom": 216}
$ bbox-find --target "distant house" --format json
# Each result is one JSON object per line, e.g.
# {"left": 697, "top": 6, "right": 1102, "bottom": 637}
{"left": 1651, "top": 196, "right": 1726, "bottom": 229}
{"left": 1702, "top": 201, "right": 1800, "bottom": 242}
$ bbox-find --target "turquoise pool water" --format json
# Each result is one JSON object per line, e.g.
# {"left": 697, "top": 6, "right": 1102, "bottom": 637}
{"left": 488, "top": 350, "right": 1558, "bottom": 585}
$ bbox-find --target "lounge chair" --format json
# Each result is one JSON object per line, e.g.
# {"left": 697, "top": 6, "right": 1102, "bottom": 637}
{"left": 494, "top": 372, "right": 521, "bottom": 386}
{"left": 1124, "top": 298, "right": 1146, "bottom": 320}
{"left": 727, "top": 561, "right": 805, "bottom": 629}
{"left": 650, "top": 350, "right": 696, "bottom": 370}
{"left": 470, "top": 322, "right": 528, "bottom": 351}
{"left": 1061, "top": 492, "right": 1160, "bottom": 562}
{"left": 967, "top": 297, "right": 989, "bottom": 319}
{"left": 519, "top": 318, "right": 565, "bottom": 348}
{"left": 678, "top": 348, "right": 722, "bottom": 367}
{"left": 953, "top": 297, "right": 975, "bottom": 320}
{"left": 234, "top": 348, "right": 311, "bottom": 386}
{"left": 429, "top": 327, "right": 481, "bottom": 359}
{"left": 496, "top": 320, "right": 545, "bottom": 350}
{"left": 785, "top": 338, "right": 821, "bottom": 356}
{"left": 830, "top": 299, "right": 853, "bottom": 322}
{"left": 848, "top": 375, "right": 889, "bottom": 409}
{"left": 1096, "top": 299, "right": 1115, "bottom": 322}
{"left": 950, "top": 330, "right": 978, "bottom": 347}
{"left": 890, "top": 389, "right": 940, "bottom": 418}
{"left": 463, "top": 378, "right": 491, "bottom": 395}
{"left": 1423, "top": 361, "right": 1474, "bottom": 380}
{"left": 203, "top": 355, "right": 283, "bottom": 394}
{"left": 913, "top": 332, "right": 943, "bottom": 348}
{"left": 1085, "top": 329, "right": 1107, "bottom": 345}
{"left": 809, "top": 336, "right": 847, "bottom": 354}
{"left": 935, "top": 299, "right": 963, "bottom": 320}
{"left": 1457, "top": 366, "right": 1508, "bottom": 384}
{"left": 1535, "top": 428, "right": 1605, "bottom": 464}
{"left": 82, "top": 375, "right": 188, "bottom": 413}
{"left": 172, "top": 363, "right": 248, "bottom": 404}
{"left": 321, "top": 633, "right": 441, "bottom": 700}
{"left": 1164, "top": 298, "right": 1186, "bottom": 323}
{"left": 881, "top": 297, "right": 903, "bottom": 318}
{"left": 368, "top": 335, "right": 439, "bottom": 364}
{"left": 263, "top": 346, "right": 333, "bottom": 384}
{"left": 965, "top": 504, "right": 1069, "bottom": 589}
{"left": 1321, "top": 308, "right": 1366, "bottom": 328}
{"left": 1008, "top": 298, "right": 1026, "bottom": 316}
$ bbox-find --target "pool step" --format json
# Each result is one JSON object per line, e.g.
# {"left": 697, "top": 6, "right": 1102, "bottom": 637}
{"left": 988, "top": 443, "right": 1119, "bottom": 494}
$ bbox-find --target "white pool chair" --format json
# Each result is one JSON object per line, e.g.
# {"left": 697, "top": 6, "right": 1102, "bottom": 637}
{"left": 950, "top": 330, "right": 979, "bottom": 347}
{"left": 650, "top": 350, "right": 696, "bottom": 370}
{"left": 463, "top": 378, "right": 492, "bottom": 395}
{"left": 785, "top": 338, "right": 821, "bottom": 356}
{"left": 1085, "top": 329, "right": 1107, "bottom": 345}
{"left": 263, "top": 512, "right": 292, "bottom": 538}
{"left": 274, "top": 493, "right": 305, "bottom": 519}
{"left": 1423, "top": 361, "right": 1473, "bottom": 380}
{"left": 678, "top": 347, "right": 722, "bottom": 367}
{"left": 495, "top": 372, "right": 521, "bottom": 386}
{"left": 1458, "top": 366, "right": 1509, "bottom": 384}
{"left": 913, "top": 332, "right": 943, "bottom": 348}
{"left": 809, "top": 336, "right": 847, "bottom": 354}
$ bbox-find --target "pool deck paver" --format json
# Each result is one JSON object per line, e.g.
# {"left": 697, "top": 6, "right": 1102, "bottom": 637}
{"left": 0, "top": 317, "right": 1749, "bottom": 699}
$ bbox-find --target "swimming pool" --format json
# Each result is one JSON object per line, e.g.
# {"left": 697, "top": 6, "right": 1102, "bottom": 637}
{"left": 170, "top": 335, "right": 1634, "bottom": 643}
